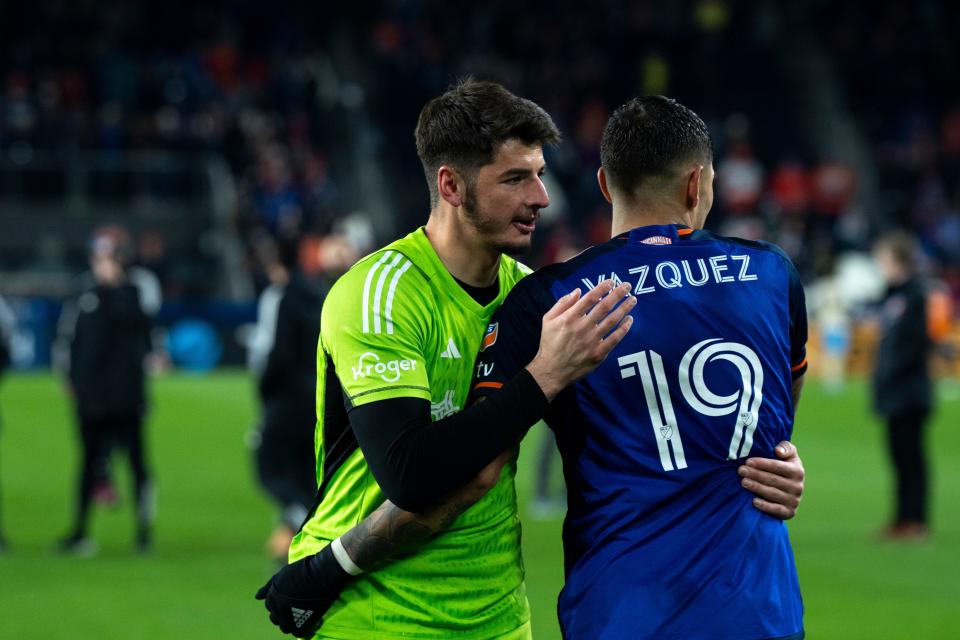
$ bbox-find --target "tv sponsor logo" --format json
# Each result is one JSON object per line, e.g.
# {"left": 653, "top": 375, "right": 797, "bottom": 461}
{"left": 352, "top": 351, "right": 418, "bottom": 382}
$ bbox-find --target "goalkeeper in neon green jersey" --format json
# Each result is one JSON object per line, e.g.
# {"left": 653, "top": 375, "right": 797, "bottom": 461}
{"left": 256, "top": 79, "right": 637, "bottom": 639}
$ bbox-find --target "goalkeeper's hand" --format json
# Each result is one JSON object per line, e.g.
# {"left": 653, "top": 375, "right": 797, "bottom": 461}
{"left": 255, "top": 545, "right": 353, "bottom": 637}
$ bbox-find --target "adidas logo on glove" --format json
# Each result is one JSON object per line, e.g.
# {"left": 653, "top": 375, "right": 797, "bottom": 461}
{"left": 291, "top": 607, "right": 314, "bottom": 629}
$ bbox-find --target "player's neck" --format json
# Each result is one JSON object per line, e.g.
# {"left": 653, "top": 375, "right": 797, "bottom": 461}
{"left": 611, "top": 206, "right": 700, "bottom": 237}
{"left": 424, "top": 213, "right": 500, "bottom": 287}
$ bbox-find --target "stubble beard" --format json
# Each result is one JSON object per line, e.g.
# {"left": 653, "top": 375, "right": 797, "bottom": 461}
{"left": 462, "top": 188, "right": 531, "bottom": 258}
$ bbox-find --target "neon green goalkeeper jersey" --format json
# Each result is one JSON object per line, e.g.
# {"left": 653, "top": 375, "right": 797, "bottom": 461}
{"left": 289, "top": 227, "right": 533, "bottom": 639}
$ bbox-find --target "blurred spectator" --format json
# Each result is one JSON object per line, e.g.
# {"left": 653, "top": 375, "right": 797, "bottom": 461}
{"left": 249, "top": 143, "right": 306, "bottom": 239}
{"left": 768, "top": 159, "right": 812, "bottom": 217}
{"left": 56, "top": 226, "right": 154, "bottom": 555}
{"left": 810, "top": 160, "right": 857, "bottom": 221}
{"left": 871, "top": 231, "right": 934, "bottom": 542}
{"left": 0, "top": 1, "right": 955, "bottom": 372}
{"left": 807, "top": 274, "right": 853, "bottom": 393}
{"left": 251, "top": 232, "right": 357, "bottom": 561}
{"left": 247, "top": 270, "right": 288, "bottom": 382}
{"left": 299, "top": 150, "right": 340, "bottom": 232}
{"left": 717, "top": 139, "right": 764, "bottom": 216}
{"left": 58, "top": 225, "right": 164, "bottom": 507}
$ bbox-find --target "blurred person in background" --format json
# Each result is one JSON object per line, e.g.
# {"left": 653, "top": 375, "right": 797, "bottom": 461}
{"left": 253, "top": 233, "right": 357, "bottom": 562}
{"left": 248, "top": 235, "right": 291, "bottom": 381}
{"left": 807, "top": 272, "right": 853, "bottom": 393}
{"left": 0, "top": 294, "right": 14, "bottom": 552}
{"left": 872, "top": 230, "right": 934, "bottom": 541}
{"left": 55, "top": 226, "right": 164, "bottom": 509}
{"left": 56, "top": 226, "right": 155, "bottom": 555}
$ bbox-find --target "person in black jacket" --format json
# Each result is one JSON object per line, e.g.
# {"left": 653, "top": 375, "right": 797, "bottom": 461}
{"left": 253, "top": 233, "right": 357, "bottom": 560}
{"left": 59, "top": 228, "right": 154, "bottom": 555}
{"left": 872, "top": 230, "right": 933, "bottom": 541}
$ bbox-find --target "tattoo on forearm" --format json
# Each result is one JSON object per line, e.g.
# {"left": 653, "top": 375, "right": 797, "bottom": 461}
{"left": 340, "top": 497, "right": 473, "bottom": 571}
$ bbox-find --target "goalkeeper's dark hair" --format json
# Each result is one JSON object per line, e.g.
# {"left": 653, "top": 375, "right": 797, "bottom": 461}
{"left": 601, "top": 95, "right": 713, "bottom": 196}
{"left": 415, "top": 78, "right": 560, "bottom": 207}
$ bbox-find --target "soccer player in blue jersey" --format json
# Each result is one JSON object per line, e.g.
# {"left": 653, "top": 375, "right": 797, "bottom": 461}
{"left": 471, "top": 95, "right": 807, "bottom": 639}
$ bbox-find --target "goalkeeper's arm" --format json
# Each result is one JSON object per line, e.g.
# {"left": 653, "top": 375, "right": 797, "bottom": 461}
{"left": 253, "top": 393, "right": 522, "bottom": 637}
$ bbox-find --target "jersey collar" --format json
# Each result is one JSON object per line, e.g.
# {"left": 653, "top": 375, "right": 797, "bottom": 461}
{"left": 626, "top": 224, "right": 694, "bottom": 245}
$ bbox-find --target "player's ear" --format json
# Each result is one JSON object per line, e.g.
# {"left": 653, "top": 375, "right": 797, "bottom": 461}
{"left": 685, "top": 165, "right": 703, "bottom": 210}
{"left": 597, "top": 167, "right": 613, "bottom": 204}
{"left": 438, "top": 165, "right": 465, "bottom": 208}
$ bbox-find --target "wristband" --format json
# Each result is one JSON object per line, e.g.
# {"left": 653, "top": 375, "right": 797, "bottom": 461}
{"left": 330, "top": 537, "right": 364, "bottom": 576}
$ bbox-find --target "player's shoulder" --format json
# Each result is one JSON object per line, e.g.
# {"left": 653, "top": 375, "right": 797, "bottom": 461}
{"left": 693, "top": 229, "right": 791, "bottom": 260}
{"left": 322, "top": 233, "right": 434, "bottom": 342}
{"left": 693, "top": 229, "right": 798, "bottom": 271}
{"left": 548, "top": 235, "right": 629, "bottom": 277}
{"left": 504, "top": 236, "right": 629, "bottom": 308}
{"left": 326, "top": 236, "right": 429, "bottom": 308}
{"left": 525, "top": 234, "right": 629, "bottom": 291}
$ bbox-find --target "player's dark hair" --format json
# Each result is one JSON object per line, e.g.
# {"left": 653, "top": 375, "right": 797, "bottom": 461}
{"left": 601, "top": 95, "right": 713, "bottom": 195}
{"left": 415, "top": 78, "right": 560, "bottom": 207}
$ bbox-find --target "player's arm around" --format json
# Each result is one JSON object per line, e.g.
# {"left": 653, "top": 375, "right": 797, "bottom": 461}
{"left": 333, "top": 278, "right": 642, "bottom": 566}
{"left": 255, "top": 280, "right": 635, "bottom": 637}
{"left": 739, "top": 373, "right": 807, "bottom": 519}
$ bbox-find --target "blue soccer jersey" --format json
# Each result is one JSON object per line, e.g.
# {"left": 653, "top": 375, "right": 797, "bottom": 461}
{"left": 471, "top": 224, "right": 807, "bottom": 640}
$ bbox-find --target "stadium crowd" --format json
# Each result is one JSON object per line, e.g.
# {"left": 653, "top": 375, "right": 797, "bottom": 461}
{"left": 0, "top": 0, "right": 957, "bottom": 309}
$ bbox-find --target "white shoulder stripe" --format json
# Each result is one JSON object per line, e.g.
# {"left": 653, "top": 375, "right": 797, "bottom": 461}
{"left": 384, "top": 259, "right": 413, "bottom": 334}
{"left": 362, "top": 251, "right": 394, "bottom": 334}
{"left": 372, "top": 253, "right": 405, "bottom": 334}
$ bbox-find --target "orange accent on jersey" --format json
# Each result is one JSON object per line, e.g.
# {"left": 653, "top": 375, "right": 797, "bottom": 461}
{"left": 473, "top": 381, "right": 504, "bottom": 391}
{"left": 480, "top": 323, "right": 499, "bottom": 351}
{"left": 677, "top": 227, "right": 694, "bottom": 236}
{"left": 791, "top": 357, "right": 808, "bottom": 372}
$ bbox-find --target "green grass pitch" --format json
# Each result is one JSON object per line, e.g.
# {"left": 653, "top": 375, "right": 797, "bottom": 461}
{"left": 0, "top": 372, "right": 957, "bottom": 638}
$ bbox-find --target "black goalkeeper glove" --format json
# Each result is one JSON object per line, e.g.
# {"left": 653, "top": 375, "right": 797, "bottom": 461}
{"left": 255, "top": 544, "right": 354, "bottom": 637}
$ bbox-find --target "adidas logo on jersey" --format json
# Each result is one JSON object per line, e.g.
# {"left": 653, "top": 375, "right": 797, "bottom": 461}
{"left": 440, "top": 337, "right": 461, "bottom": 359}
{"left": 291, "top": 607, "right": 313, "bottom": 628}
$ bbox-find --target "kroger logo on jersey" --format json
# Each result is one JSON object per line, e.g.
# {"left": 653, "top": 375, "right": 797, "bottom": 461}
{"left": 352, "top": 351, "right": 418, "bottom": 382}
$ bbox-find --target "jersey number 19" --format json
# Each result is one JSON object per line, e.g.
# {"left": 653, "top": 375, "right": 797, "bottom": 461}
{"left": 617, "top": 338, "right": 764, "bottom": 471}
